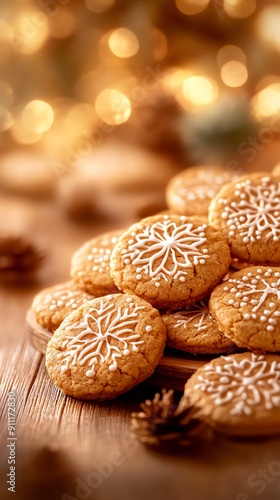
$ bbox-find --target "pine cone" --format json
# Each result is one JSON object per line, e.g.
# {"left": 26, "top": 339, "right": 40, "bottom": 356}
{"left": 131, "top": 389, "right": 209, "bottom": 448}
{"left": 0, "top": 233, "right": 46, "bottom": 281}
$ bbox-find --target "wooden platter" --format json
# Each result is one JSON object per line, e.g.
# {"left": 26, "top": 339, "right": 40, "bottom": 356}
{"left": 25, "top": 309, "right": 211, "bottom": 391}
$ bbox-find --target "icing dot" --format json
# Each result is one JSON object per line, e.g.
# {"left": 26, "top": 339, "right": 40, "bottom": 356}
{"left": 267, "top": 326, "right": 274, "bottom": 332}
{"left": 136, "top": 274, "right": 142, "bottom": 280}
{"left": 126, "top": 297, "right": 133, "bottom": 303}
{"left": 155, "top": 282, "right": 160, "bottom": 288}
{"left": 240, "top": 302, "right": 247, "bottom": 307}
{"left": 179, "top": 276, "right": 185, "bottom": 282}
{"left": 123, "top": 349, "right": 130, "bottom": 356}
{"left": 146, "top": 325, "right": 152, "bottom": 332}
{"left": 109, "top": 364, "right": 117, "bottom": 372}
{"left": 269, "top": 303, "right": 276, "bottom": 308}
{"left": 86, "top": 370, "right": 95, "bottom": 378}
{"left": 260, "top": 316, "right": 267, "bottom": 322}
{"left": 244, "top": 313, "right": 251, "bottom": 319}
{"left": 274, "top": 311, "right": 280, "bottom": 317}
{"left": 228, "top": 299, "right": 234, "bottom": 305}
{"left": 124, "top": 259, "right": 130, "bottom": 264}
{"left": 136, "top": 268, "right": 142, "bottom": 273}
{"left": 132, "top": 345, "right": 139, "bottom": 352}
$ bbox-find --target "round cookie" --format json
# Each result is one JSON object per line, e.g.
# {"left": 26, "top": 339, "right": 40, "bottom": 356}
{"left": 32, "top": 281, "right": 94, "bottom": 332}
{"left": 46, "top": 293, "right": 166, "bottom": 400}
{"left": 110, "top": 214, "right": 231, "bottom": 309}
{"left": 71, "top": 229, "right": 124, "bottom": 296}
{"left": 184, "top": 352, "right": 280, "bottom": 436}
{"left": 209, "top": 266, "right": 280, "bottom": 352}
{"left": 166, "top": 166, "right": 237, "bottom": 217}
{"left": 162, "top": 299, "right": 235, "bottom": 355}
{"left": 209, "top": 173, "right": 280, "bottom": 264}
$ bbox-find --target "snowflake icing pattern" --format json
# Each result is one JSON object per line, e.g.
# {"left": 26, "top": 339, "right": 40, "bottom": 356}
{"left": 194, "top": 354, "right": 280, "bottom": 416}
{"left": 223, "top": 268, "right": 280, "bottom": 332}
{"left": 59, "top": 298, "right": 145, "bottom": 377}
{"left": 171, "top": 300, "right": 212, "bottom": 332}
{"left": 122, "top": 216, "right": 210, "bottom": 286}
{"left": 219, "top": 177, "right": 280, "bottom": 243}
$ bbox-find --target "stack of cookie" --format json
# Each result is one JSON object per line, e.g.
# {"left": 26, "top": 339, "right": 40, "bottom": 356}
{"left": 30, "top": 170, "right": 280, "bottom": 436}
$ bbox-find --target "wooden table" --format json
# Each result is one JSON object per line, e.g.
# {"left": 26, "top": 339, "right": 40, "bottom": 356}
{"left": 1, "top": 194, "right": 280, "bottom": 500}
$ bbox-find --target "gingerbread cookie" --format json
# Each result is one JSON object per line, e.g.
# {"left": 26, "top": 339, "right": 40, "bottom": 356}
{"left": 31, "top": 281, "right": 94, "bottom": 332}
{"left": 46, "top": 293, "right": 166, "bottom": 400}
{"left": 110, "top": 214, "right": 231, "bottom": 309}
{"left": 209, "top": 267, "right": 280, "bottom": 352}
{"left": 71, "top": 229, "right": 124, "bottom": 296}
{"left": 166, "top": 166, "right": 237, "bottom": 217}
{"left": 184, "top": 352, "right": 280, "bottom": 436}
{"left": 209, "top": 173, "right": 280, "bottom": 264}
{"left": 162, "top": 299, "right": 235, "bottom": 354}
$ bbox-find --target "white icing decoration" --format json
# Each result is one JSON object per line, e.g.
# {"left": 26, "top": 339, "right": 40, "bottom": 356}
{"left": 171, "top": 300, "right": 212, "bottom": 332}
{"left": 223, "top": 269, "right": 280, "bottom": 331}
{"left": 220, "top": 177, "right": 280, "bottom": 243}
{"left": 122, "top": 219, "right": 210, "bottom": 285}
{"left": 43, "top": 285, "right": 91, "bottom": 309}
{"left": 60, "top": 299, "right": 145, "bottom": 376}
{"left": 174, "top": 171, "right": 235, "bottom": 205}
{"left": 194, "top": 354, "right": 280, "bottom": 416}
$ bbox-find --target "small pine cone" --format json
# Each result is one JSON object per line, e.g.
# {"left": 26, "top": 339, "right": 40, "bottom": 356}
{"left": 131, "top": 389, "right": 209, "bottom": 448}
{"left": 0, "top": 233, "right": 46, "bottom": 281}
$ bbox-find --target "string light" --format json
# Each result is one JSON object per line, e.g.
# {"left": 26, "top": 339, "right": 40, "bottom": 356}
{"left": 108, "top": 28, "right": 139, "bottom": 58}
{"left": 21, "top": 100, "right": 54, "bottom": 133}
{"left": 13, "top": 12, "right": 49, "bottom": 54}
{"left": 176, "top": 0, "right": 209, "bottom": 16}
{"left": 10, "top": 120, "right": 41, "bottom": 144}
{"left": 221, "top": 61, "right": 248, "bottom": 87}
{"left": 95, "top": 89, "right": 131, "bottom": 125}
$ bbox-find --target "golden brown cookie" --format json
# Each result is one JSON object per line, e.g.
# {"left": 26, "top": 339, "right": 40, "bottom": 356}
{"left": 31, "top": 281, "right": 94, "bottom": 332}
{"left": 162, "top": 299, "right": 235, "bottom": 354}
{"left": 184, "top": 352, "right": 280, "bottom": 436}
{"left": 71, "top": 229, "right": 124, "bottom": 296}
{"left": 209, "top": 173, "right": 280, "bottom": 264}
{"left": 166, "top": 166, "right": 237, "bottom": 217}
{"left": 46, "top": 293, "right": 166, "bottom": 400}
{"left": 110, "top": 214, "right": 231, "bottom": 309}
{"left": 209, "top": 266, "right": 280, "bottom": 352}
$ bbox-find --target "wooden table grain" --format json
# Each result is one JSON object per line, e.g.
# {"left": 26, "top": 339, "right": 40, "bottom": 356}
{"left": 1, "top": 194, "right": 280, "bottom": 500}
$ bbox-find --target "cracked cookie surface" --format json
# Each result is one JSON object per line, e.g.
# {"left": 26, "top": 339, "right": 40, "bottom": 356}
{"left": 110, "top": 214, "right": 231, "bottom": 309}
{"left": 46, "top": 293, "right": 166, "bottom": 400}
{"left": 209, "top": 266, "right": 280, "bottom": 352}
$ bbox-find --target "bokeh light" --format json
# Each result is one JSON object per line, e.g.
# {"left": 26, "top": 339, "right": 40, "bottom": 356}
{"left": 152, "top": 28, "right": 168, "bottom": 61}
{"left": 13, "top": 12, "right": 49, "bottom": 54}
{"left": 181, "top": 76, "right": 218, "bottom": 110}
{"left": 85, "top": 0, "right": 115, "bottom": 13}
{"left": 252, "top": 83, "right": 280, "bottom": 119}
{"left": 108, "top": 28, "right": 139, "bottom": 58}
{"left": 224, "top": 0, "right": 256, "bottom": 19}
{"left": 217, "top": 45, "right": 247, "bottom": 67}
{"left": 95, "top": 89, "right": 131, "bottom": 125}
{"left": 21, "top": 100, "right": 54, "bottom": 134}
{"left": 256, "top": 6, "right": 280, "bottom": 52}
{"left": 48, "top": 8, "right": 77, "bottom": 39}
{"left": 10, "top": 119, "right": 42, "bottom": 144}
{"left": 221, "top": 61, "right": 248, "bottom": 87}
{"left": 0, "top": 109, "right": 13, "bottom": 132}
{"left": 175, "top": 0, "right": 210, "bottom": 16}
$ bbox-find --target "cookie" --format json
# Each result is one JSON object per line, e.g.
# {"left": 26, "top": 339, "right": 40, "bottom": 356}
{"left": 110, "top": 214, "right": 231, "bottom": 309}
{"left": 166, "top": 166, "right": 237, "bottom": 217}
{"left": 209, "top": 173, "right": 280, "bottom": 264}
{"left": 71, "top": 229, "right": 124, "bottom": 296}
{"left": 161, "top": 299, "right": 235, "bottom": 355}
{"left": 209, "top": 266, "right": 280, "bottom": 352}
{"left": 32, "top": 281, "right": 94, "bottom": 332}
{"left": 184, "top": 352, "right": 280, "bottom": 436}
{"left": 46, "top": 293, "right": 166, "bottom": 400}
